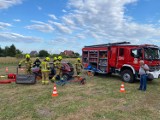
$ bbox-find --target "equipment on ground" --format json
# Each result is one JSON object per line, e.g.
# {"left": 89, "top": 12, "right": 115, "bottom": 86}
{"left": 0, "top": 74, "right": 16, "bottom": 84}
{"left": 16, "top": 67, "right": 36, "bottom": 84}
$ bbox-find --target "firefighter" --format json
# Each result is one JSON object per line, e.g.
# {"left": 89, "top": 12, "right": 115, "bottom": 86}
{"left": 50, "top": 57, "right": 57, "bottom": 79}
{"left": 75, "top": 58, "right": 83, "bottom": 75}
{"left": 19, "top": 54, "right": 32, "bottom": 74}
{"left": 40, "top": 57, "right": 50, "bottom": 85}
{"left": 33, "top": 57, "right": 41, "bottom": 67}
{"left": 53, "top": 57, "right": 58, "bottom": 68}
{"left": 52, "top": 56, "right": 63, "bottom": 81}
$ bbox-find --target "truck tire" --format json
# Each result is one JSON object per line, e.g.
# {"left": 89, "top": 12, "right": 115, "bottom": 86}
{"left": 147, "top": 73, "right": 154, "bottom": 81}
{"left": 121, "top": 69, "right": 134, "bottom": 83}
{"left": 147, "top": 79, "right": 153, "bottom": 81}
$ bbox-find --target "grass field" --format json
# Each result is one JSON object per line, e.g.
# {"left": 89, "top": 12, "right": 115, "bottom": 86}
{"left": 0, "top": 58, "right": 160, "bottom": 120}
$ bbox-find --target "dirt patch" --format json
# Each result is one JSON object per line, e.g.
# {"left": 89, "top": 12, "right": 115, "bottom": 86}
{"left": 37, "top": 108, "right": 52, "bottom": 117}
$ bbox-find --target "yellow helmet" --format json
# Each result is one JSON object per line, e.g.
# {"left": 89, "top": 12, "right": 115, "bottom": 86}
{"left": 36, "top": 57, "right": 39, "bottom": 59}
{"left": 77, "top": 58, "right": 81, "bottom": 61}
{"left": 25, "top": 54, "right": 30, "bottom": 58}
{"left": 53, "top": 57, "right": 57, "bottom": 61}
{"left": 58, "top": 56, "right": 62, "bottom": 60}
{"left": 45, "top": 57, "right": 50, "bottom": 61}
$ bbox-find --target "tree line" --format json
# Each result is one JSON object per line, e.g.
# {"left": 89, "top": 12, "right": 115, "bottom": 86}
{"left": 38, "top": 50, "right": 80, "bottom": 58}
{"left": 0, "top": 44, "right": 80, "bottom": 58}
{"left": 0, "top": 44, "right": 22, "bottom": 57}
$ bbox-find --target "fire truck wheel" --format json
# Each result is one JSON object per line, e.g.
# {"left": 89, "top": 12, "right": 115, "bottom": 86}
{"left": 121, "top": 69, "right": 134, "bottom": 83}
{"left": 147, "top": 79, "right": 153, "bottom": 81}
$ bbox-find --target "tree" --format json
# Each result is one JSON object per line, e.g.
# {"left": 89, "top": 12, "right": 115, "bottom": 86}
{"left": 0, "top": 47, "right": 4, "bottom": 57}
{"left": 38, "top": 50, "right": 49, "bottom": 57}
{"left": 0, "top": 44, "right": 23, "bottom": 57}
{"left": 15, "top": 49, "right": 23, "bottom": 58}
{"left": 16, "top": 49, "right": 23, "bottom": 54}
{"left": 74, "top": 52, "right": 80, "bottom": 57}
{"left": 51, "top": 54, "right": 59, "bottom": 58}
{"left": 4, "top": 46, "right": 9, "bottom": 56}
{"left": 8, "top": 44, "right": 16, "bottom": 57}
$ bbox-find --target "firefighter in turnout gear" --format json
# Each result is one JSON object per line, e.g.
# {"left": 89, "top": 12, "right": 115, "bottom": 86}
{"left": 53, "top": 57, "right": 58, "bottom": 68}
{"left": 19, "top": 54, "right": 32, "bottom": 74}
{"left": 33, "top": 57, "right": 41, "bottom": 67}
{"left": 40, "top": 57, "right": 50, "bottom": 85}
{"left": 52, "top": 56, "right": 63, "bottom": 81}
{"left": 50, "top": 57, "right": 58, "bottom": 81}
{"left": 75, "top": 58, "right": 83, "bottom": 75}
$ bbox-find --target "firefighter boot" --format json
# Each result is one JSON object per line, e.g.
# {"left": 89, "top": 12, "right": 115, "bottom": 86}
{"left": 42, "top": 80, "right": 45, "bottom": 85}
{"left": 45, "top": 80, "right": 49, "bottom": 85}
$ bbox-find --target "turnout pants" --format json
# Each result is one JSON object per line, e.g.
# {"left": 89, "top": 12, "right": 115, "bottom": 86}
{"left": 41, "top": 71, "right": 49, "bottom": 84}
{"left": 25, "top": 68, "right": 32, "bottom": 75}
{"left": 52, "top": 69, "right": 62, "bottom": 81}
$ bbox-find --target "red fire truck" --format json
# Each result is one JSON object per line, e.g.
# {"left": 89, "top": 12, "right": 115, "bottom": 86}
{"left": 82, "top": 41, "right": 160, "bottom": 83}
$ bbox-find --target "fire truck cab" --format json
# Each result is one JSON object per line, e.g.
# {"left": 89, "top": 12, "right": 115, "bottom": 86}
{"left": 82, "top": 42, "right": 160, "bottom": 83}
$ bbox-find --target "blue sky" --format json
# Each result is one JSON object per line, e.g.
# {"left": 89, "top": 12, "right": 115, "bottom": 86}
{"left": 0, "top": 0, "right": 160, "bottom": 54}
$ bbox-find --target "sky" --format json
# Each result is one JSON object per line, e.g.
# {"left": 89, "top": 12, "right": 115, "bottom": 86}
{"left": 0, "top": 0, "right": 160, "bottom": 54}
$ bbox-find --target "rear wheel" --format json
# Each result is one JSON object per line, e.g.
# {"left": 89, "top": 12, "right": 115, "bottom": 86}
{"left": 147, "top": 79, "right": 153, "bottom": 81}
{"left": 121, "top": 69, "right": 134, "bottom": 83}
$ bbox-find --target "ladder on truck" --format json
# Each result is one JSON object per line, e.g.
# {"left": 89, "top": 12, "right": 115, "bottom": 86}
{"left": 84, "top": 41, "right": 130, "bottom": 48}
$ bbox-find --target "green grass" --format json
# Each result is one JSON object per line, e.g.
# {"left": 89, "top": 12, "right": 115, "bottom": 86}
{"left": 0, "top": 65, "right": 160, "bottom": 120}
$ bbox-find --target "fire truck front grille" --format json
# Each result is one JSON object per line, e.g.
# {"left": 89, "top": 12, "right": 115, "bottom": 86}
{"left": 149, "top": 65, "right": 160, "bottom": 72}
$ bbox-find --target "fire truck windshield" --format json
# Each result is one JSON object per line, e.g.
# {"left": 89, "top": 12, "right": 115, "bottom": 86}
{"left": 144, "top": 47, "right": 160, "bottom": 60}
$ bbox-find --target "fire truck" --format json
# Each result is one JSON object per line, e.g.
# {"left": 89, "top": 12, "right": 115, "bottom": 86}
{"left": 82, "top": 41, "right": 160, "bottom": 83}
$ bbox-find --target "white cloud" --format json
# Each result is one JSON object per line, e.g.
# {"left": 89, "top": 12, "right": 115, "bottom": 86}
{"left": 76, "top": 34, "right": 86, "bottom": 39}
{"left": 0, "top": 21, "right": 12, "bottom": 29}
{"left": 47, "top": 48, "right": 63, "bottom": 54}
{"left": 57, "top": 0, "right": 160, "bottom": 46}
{"left": 25, "top": 20, "right": 54, "bottom": 33}
{"left": 0, "top": 32, "right": 42, "bottom": 43}
{"left": 13, "top": 19, "right": 21, "bottom": 22}
{"left": 48, "top": 14, "right": 58, "bottom": 20}
{"left": 48, "top": 20, "right": 54, "bottom": 24}
{"left": 47, "top": 37, "right": 80, "bottom": 53}
{"left": 62, "top": 9, "right": 67, "bottom": 13}
{"left": 62, "top": 16, "right": 75, "bottom": 26}
{"left": 0, "top": 0, "right": 22, "bottom": 9}
{"left": 49, "top": 37, "right": 68, "bottom": 44}
{"left": 37, "top": 6, "right": 42, "bottom": 10}
{"left": 53, "top": 22, "right": 72, "bottom": 34}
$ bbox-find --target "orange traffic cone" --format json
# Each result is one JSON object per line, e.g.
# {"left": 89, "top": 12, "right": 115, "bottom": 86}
{"left": 120, "top": 82, "right": 126, "bottom": 93}
{"left": 6, "top": 67, "right": 8, "bottom": 73}
{"left": 52, "top": 83, "right": 58, "bottom": 97}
